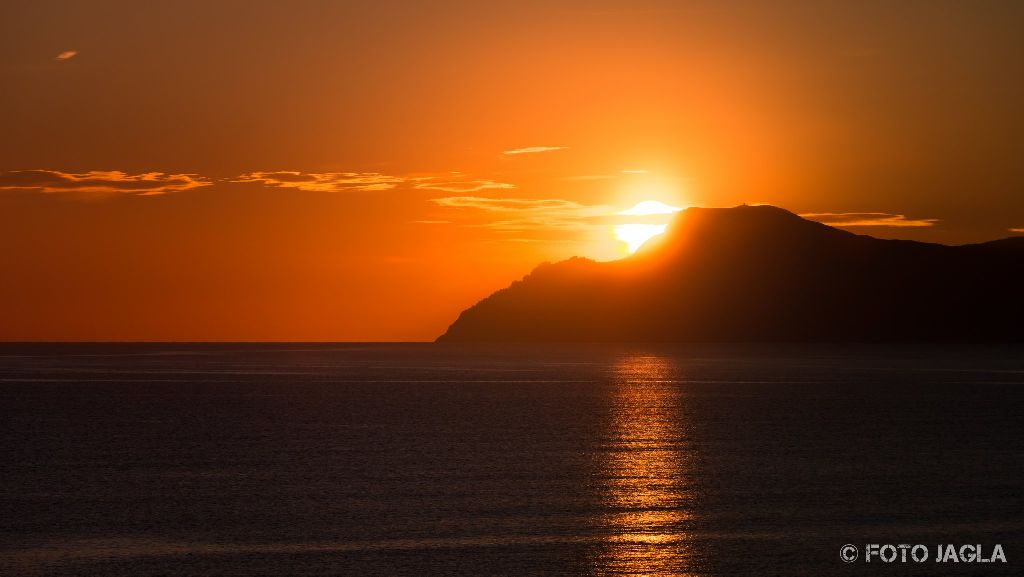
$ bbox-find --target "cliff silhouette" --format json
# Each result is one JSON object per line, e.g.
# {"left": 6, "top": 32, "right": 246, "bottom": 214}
{"left": 438, "top": 205, "right": 1024, "bottom": 342}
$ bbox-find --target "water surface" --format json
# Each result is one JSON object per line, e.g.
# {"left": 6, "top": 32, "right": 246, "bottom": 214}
{"left": 1, "top": 343, "right": 1021, "bottom": 575}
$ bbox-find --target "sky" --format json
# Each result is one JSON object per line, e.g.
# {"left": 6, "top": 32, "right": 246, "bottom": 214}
{"left": 2, "top": 0, "right": 1023, "bottom": 341}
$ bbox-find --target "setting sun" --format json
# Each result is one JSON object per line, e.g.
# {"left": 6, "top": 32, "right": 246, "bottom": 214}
{"left": 614, "top": 224, "right": 668, "bottom": 253}
{"left": 614, "top": 201, "right": 683, "bottom": 254}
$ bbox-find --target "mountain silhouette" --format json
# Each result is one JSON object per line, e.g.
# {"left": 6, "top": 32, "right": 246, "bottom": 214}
{"left": 437, "top": 205, "right": 1024, "bottom": 342}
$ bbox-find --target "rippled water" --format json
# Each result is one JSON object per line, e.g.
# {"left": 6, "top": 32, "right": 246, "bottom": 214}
{"left": 1, "top": 343, "right": 1021, "bottom": 575}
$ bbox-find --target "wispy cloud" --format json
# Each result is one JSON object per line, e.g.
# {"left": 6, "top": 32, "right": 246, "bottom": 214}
{"left": 801, "top": 212, "right": 938, "bottom": 227}
{"left": 233, "top": 171, "right": 403, "bottom": 192}
{"left": 431, "top": 197, "right": 596, "bottom": 212}
{"left": 0, "top": 170, "right": 210, "bottom": 196}
{"left": 1010, "top": 228, "right": 1024, "bottom": 234}
{"left": 502, "top": 146, "right": 568, "bottom": 156}
{"left": 413, "top": 179, "right": 515, "bottom": 193}
{"left": 55, "top": 50, "right": 78, "bottom": 61}
{"left": 430, "top": 196, "right": 611, "bottom": 232}
{"left": 233, "top": 171, "right": 515, "bottom": 194}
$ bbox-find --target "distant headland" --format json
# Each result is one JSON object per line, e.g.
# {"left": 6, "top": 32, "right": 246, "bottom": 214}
{"left": 438, "top": 205, "right": 1024, "bottom": 342}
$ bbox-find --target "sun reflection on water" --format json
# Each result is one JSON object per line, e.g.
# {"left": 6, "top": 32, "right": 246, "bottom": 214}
{"left": 593, "top": 355, "right": 701, "bottom": 576}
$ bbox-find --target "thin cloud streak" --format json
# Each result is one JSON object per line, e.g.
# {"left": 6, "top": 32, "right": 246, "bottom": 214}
{"left": 234, "top": 171, "right": 515, "bottom": 194}
{"left": 431, "top": 196, "right": 601, "bottom": 213}
{"left": 234, "top": 171, "right": 403, "bottom": 192}
{"left": 0, "top": 170, "right": 210, "bottom": 195}
{"left": 801, "top": 212, "right": 938, "bottom": 227}
{"left": 413, "top": 180, "right": 515, "bottom": 193}
{"left": 502, "top": 146, "right": 568, "bottom": 155}
{"left": 55, "top": 50, "right": 78, "bottom": 61}
{"left": 430, "top": 196, "right": 612, "bottom": 232}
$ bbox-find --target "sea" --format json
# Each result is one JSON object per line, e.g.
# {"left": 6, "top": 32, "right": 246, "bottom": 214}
{"left": 1, "top": 343, "right": 1021, "bottom": 576}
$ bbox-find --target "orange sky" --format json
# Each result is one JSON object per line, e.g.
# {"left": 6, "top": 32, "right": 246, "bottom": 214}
{"left": 2, "top": 0, "right": 1023, "bottom": 341}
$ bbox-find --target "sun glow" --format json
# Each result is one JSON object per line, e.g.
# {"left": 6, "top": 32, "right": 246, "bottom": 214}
{"left": 614, "top": 224, "right": 668, "bottom": 253}
{"left": 614, "top": 201, "right": 683, "bottom": 254}
{"left": 618, "top": 200, "right": 682, "bottom": 216}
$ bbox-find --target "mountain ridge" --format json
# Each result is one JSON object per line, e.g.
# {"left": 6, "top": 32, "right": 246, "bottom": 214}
{"left": 437, "top": 205, "right": 1024, "bottom": 342}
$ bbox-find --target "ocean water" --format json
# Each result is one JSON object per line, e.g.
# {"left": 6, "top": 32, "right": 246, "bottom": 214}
{"left": 0, "top": 343, "right": 1021, "bottom": 576}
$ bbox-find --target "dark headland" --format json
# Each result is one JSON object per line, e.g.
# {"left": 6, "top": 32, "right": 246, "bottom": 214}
{"left": 438, "top": 205, "right": 1024, "bottom": 342}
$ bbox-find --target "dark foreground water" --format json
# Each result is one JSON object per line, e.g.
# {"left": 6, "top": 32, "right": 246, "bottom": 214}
{"left": 0, "top": 343, "right": 1021, "bottom": 576}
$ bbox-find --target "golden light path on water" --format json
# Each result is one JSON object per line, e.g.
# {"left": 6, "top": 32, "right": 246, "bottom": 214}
{"left": 593, "top": 355, "right": 702, "bottom": 576}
